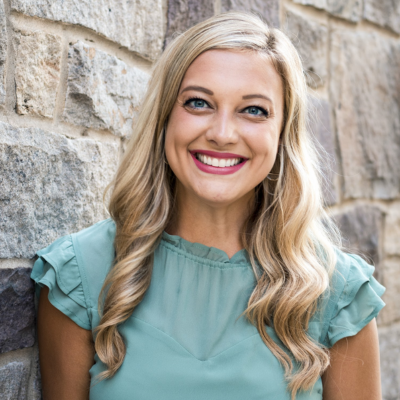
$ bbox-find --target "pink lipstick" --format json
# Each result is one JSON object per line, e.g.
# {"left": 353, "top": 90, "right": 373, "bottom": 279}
{"left": 189, "top": 150, "right": 248, "bottom": 175}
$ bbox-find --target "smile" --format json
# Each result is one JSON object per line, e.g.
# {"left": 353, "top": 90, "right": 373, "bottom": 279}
{"left": 189, "top": 150, "right": 248, "bottom": 175}
{"left": 196, "top": 153, "right": 243, "bottom": 167}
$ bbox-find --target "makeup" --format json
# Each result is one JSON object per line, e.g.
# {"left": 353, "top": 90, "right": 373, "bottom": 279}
{"left": 189, "top": 150, "right": 248, "bottom": 175}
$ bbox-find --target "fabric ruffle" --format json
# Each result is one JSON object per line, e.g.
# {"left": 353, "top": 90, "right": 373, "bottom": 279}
{"left": 323, "top": 253, "right": 385, "bottom": 347}
{"left": 31, "top": 235, "right": 91, "bottom": 330}
{"left": 161, "top": 231, "right": 249, "bottom": 265}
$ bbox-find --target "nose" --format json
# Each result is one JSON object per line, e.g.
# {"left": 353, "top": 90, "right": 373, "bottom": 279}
{"left": 205, "top": 109, "right": 239, "bottom": 147}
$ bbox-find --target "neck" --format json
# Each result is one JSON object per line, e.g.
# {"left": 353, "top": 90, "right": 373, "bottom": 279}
{"left": 166, "top": 184, "right": 255, "bottom": 259}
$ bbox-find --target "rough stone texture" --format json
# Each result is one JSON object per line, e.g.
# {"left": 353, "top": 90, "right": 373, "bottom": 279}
{"left": 334, "top": 205, "right": 383, "bottom": 269}
{"left": 0, "top": 0, "right": 7, "bottom": 105}
{"left": 384, "top": 205, "right": 400, "bottom": 257}
{"left": 0, "top": 359, "right": 30, "bottom": 399}
{"left": 165, "top": 0, "right": 214, "bottom": 47}
{"left": 15, "top": 31, "right": 62, "bottom": 119}
{"left": 284, "top": 10, "right": 328, "bottom": 88}
{"left": 63, "top": 41, "right": 149, "bottom": 137}
{"left": 10, "top": 0, "right": 164, "bottom": 60}
{"left": 363, "top": 0, "right": 400, "bottom": 35}
{"left": 308, "top": 96, "right": 337, "bottom": 206}
{"left": 379, "top": 324, "right": 400, "bottom": 399}
{"left": 380, "top": 259, "right": 400, "bottom": 326}
{"left": 0, "top": 121, "right": 119, "bottom": 258}
{"left": 30, "top": 344, "right": 41, "bottom": 400}
{"left": 0, "top": 268, "right": 35, "bottom": 354}
{"left": 221, "top": 0, "right": 280, "bottom": 28}
{"left": 330, "top": 30, "right": 400, "bottom": 199}
{"left": 292, "top": 0, "right": 362, "bottom": 22}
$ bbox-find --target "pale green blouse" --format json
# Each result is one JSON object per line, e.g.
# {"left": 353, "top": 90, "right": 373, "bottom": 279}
{"left": 31, "top": 218, "right": 385, "bottom": 399}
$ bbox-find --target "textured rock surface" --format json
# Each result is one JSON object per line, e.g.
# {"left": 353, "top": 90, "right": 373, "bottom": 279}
{"left": 334, "top": 205, "right": 383, "bottom": 268}
{"left": 330, "top": 30, "right": 400, "bottom": 199}
{"left": 0, "top": 0, "right": 7, "bottom": 105}
{"left": 10, "top": 0, "right": 164, "bottom": 60}
{"left": 284, "top": 10, "right": 328, "bottom": 88}
{"left": 63, "top": 41, "right": 149, "bottom": 137}
{"left": 0, "top": 359, "right": 30, "bottom": 399}
{"left": 380, "top": 259, "right": 400, "bottom": 326}
{"left": 292, "top": 0, "right": 362, "bottom": 21}
{"left": 15, "top": 31, "right": 62, "bottom": 118}
{"left": 30, "top": 345, "right": 41, "bottom": 400}
{"left": 221, "top": 0, "right": 280, "bottom": 28}
{"left": 379, "top": 324, "right": 400, "bottom": 399}
{"left": 165, "top": 0, "right": 214, "bottom": 46}
{"left": 308, "top": 97, "right": 337, "bottom": 205}
{"left": 0, "top": 122, "right": 119, "bottom": 258}
{"left": 384, "top": 205, "right": 400, "bottom": 257}
{"left": 0, "top": 268, "right": 35, "bottom": 354}
{"left": 363, "top": 0, "right": 400, "bottom": 35}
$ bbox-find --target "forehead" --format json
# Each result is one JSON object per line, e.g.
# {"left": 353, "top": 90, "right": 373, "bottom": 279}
{"left": 180, "top": 49, "right": 283, "bottom": 103}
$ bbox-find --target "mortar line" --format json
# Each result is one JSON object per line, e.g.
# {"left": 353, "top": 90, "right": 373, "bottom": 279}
{"left": 0, "top": 111, "right": 121, "bottom": 144}
{"left": 214, "top": 0, "right": 221, "bottom": 15}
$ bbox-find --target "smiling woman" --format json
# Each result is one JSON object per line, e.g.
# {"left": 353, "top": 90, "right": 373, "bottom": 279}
{"left": 32, "top": 11, "right": 385, "bottom": 400}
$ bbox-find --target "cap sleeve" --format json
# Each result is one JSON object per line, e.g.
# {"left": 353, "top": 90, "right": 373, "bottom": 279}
{"left": 324, "top": 253, "right": 385, "bottom": 348}
{"left": 31, "top": 234, "right": 91, "bottom": 330}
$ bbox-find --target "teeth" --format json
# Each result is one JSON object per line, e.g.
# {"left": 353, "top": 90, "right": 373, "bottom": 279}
{"left": 196, "top": 154, "right": 242, "bottom": 168}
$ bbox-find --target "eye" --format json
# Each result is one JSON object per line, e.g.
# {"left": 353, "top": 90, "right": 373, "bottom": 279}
{"left": 243, "top": 106, "right": 268, "bottom": 117}
{"left": 184, "top": 98, "right": 209, "bottom": 109}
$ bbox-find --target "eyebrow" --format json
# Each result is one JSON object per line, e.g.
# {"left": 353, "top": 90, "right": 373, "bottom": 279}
{"left": 242, "top": 94, "right": 273, "bottom": 103}
{"left": 180, "top": 85, "right": 214, "bottom": 95}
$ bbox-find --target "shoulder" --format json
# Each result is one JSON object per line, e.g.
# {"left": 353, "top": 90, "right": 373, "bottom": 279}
{"left": 31, "top": 218, "right": 116, "bottom": 329}
{"left": 312, "top": 248, "right": 385, "bottom": 348}
{"left": 70, "top": 218, "right": 116, "bottom": 308}
{"left": 35, "top": 218, "right": 117, "bottom": 310}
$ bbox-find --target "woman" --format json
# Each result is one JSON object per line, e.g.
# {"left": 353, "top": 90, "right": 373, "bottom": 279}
{"left": 32, "top": 12, "right": 385, "bottom": 400}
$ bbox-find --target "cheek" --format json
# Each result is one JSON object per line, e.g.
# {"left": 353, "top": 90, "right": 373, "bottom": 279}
{"left": 247, "top": 128, "right": 280, "bottom": 165}
{"left": 165, "top": 109, "right": 204, "bottom": 155}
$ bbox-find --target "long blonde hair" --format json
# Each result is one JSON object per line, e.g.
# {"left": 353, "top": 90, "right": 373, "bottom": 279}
{"left": 94, "top": 12, "right": 340, "bottom": 398}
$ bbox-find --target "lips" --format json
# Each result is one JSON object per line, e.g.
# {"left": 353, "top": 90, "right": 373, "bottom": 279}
{"left": 189, "top": 149, "right": 248, "bottom": 175}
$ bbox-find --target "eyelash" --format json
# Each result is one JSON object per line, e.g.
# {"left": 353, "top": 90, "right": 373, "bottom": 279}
{"left": 183, "top": 97, "right": 269, "bottom": 117}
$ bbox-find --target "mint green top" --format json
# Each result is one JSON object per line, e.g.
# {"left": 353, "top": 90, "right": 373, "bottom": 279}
{"left": 31, "top": 218, "right": 385, "bottom": 399}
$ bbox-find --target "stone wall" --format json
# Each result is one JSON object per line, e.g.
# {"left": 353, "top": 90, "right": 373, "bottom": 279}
{"left": 0, "top": 0, "right": 398, "bottom": 398}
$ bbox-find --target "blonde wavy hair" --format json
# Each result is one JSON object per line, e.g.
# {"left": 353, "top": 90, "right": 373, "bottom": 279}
{"left": 94, "top": 11, "right": 340, "bottom": 399}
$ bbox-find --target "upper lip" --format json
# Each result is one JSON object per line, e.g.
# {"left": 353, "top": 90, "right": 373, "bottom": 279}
{"left": 189, "top": 149, "right": 248, "bottom": 159}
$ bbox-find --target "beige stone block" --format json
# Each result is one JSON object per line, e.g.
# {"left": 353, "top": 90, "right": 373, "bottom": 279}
{"left": 380, "top": 258, "right": 400, "bottom": 325}
{"left": 15, "top": 31, "right": 62, "bottom": 118}
{"left": 221, "top": 0, "right": 280, "bottom": 28}
{"left": 379, "top": 323, "right": 400, "bottom": 398}
{"left": 0, "top": 121, "right": 119, "bottom": 258}
{"left": 293, "top": 0, "right": 362, "bottom": 22}
{"left": 11, "top": 0, "right": 164, "bottom": 60}
{"left": 384, "top": 205, "right": 400, "bottom": 257}
{"left": 330, "top": 30, "right": 400, "bottom": 199}
{"left": 364, "top": 0, "right": 400, "bottom": 35}
{"left": 63, "top": 41, "right": 150, "bottom": 137}
{"left": 284, "top": 10, "right": 328, "bottom": 88}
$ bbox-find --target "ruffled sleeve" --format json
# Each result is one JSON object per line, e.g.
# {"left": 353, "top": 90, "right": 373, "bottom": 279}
{"left": 31, "top": 234, "right": 91, "bottom": 330}
{"left": 321, "top": 252, "right": 385, "bottom": 348}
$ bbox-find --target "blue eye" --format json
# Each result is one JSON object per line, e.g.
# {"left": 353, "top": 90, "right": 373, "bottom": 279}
{"left": 186, "top": 99, "right": 207, "bottom": 108}
{"left": 244, "top": 106, "right": 267, "bottom": 116}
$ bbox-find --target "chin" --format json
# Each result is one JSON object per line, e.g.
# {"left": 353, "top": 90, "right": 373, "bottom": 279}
{"left": 194, "top": 189, "right": 243, "bottom": 207}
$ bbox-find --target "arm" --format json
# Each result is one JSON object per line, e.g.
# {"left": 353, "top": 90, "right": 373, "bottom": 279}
{"left": 37, "top": 286, "right": 95, "bottom": 400}
{"left": 321, "top": 319, "right": 382, "bottom": 400}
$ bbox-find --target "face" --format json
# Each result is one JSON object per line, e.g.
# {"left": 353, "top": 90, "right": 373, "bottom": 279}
{"left": 165, "top": 49, "right": 284, "bottom": 208}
